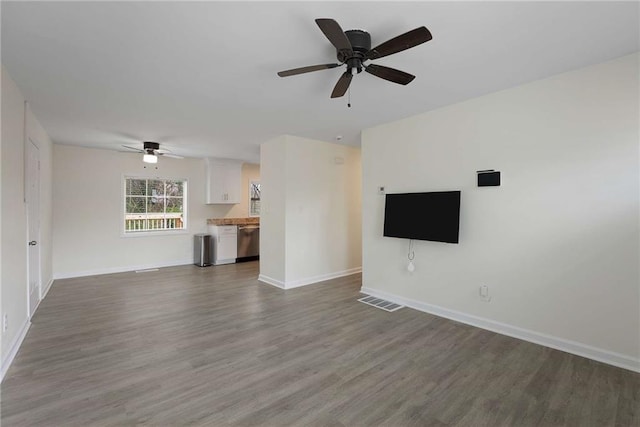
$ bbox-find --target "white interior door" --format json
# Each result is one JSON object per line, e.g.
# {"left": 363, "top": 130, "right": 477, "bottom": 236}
{"left": 26, "top": 138, "right": 41, "bottom": 318}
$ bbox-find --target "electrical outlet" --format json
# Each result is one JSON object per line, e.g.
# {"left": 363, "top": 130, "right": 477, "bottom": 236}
{"left": 479, "top": 285, "right": 491, "bottom": 302}
{"left": 3, "top": 314, "right": 7, "bottom": 333}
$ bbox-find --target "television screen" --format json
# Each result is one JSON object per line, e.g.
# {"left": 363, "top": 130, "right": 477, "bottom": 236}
{"left": 383, "top": 191, "right": 461, "bottom": 243}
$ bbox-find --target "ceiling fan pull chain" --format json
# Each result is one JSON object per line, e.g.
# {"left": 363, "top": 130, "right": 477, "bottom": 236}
{"left": 348, "top": 86, "right": 351, "bottom": 108}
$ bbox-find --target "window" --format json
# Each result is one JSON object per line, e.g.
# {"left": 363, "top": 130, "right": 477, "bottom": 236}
{"left": 124, "top": 177, "right": 186, "bottom": 233}
{"left": 249, "top": 181, "right": 261, "bottom": 217}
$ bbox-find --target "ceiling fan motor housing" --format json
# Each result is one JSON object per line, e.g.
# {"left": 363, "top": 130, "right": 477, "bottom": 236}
{"left": 339, "top": 30, "right": 371, "bottom": 73}
{"left": 143, "top": 141, "right": 160, "bottom": 153}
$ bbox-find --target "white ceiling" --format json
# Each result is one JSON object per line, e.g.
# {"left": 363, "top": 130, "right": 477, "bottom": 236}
{"left": 2, "top": 1, "right": 638, "bottom": 163}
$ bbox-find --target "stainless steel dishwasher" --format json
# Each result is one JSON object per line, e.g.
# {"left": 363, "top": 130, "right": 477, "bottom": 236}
{"left": 237, "top": 225, "right": 259, "bottom": 261}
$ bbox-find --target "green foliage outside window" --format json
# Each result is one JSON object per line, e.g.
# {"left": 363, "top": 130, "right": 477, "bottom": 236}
{"left": 124, "top": 178, "right": 186, "bottom": 232}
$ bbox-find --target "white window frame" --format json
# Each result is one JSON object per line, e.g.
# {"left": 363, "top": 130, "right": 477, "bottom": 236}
{"left": 249, "top": 180, "right": 261, "bottom": 217}
{"left": 122, "top": 176, "right": 188, "bottom": 237}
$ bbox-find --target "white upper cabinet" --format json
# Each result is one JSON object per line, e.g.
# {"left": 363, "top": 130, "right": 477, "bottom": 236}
{"left": 205, "top": 158, "right": 242, "bottom": 204}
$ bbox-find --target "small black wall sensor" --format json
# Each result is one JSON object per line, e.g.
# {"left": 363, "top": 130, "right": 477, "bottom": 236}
{"left": 477, "top": 170, "right": 501, "bottom": 187}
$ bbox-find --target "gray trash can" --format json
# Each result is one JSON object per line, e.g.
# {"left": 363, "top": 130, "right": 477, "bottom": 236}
{"left": 194, "top": 234, "right": 213, "bottom": 267}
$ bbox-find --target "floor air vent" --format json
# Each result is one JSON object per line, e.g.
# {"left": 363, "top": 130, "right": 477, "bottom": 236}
{"left": 358, "top": 295, "right": 404, "bottom": 312}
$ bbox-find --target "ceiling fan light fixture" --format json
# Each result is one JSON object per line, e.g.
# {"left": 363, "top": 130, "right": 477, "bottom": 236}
{"left": 122, "top": 141, "right": 183, "bottom": 161}
{"left": 143, "top": 153, "right": 158, "bottom": 164}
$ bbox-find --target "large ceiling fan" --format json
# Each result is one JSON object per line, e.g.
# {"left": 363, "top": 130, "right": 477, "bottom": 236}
{"left": 277, "top": 18, "right": 432, "bottom": 98}
{"left": 122, "top": 141, "right": 184, "bottom": 164}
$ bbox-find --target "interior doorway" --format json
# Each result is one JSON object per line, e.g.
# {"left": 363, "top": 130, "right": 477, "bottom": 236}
{"left": 26, "top": 137, "right": 41, "bottom": 318}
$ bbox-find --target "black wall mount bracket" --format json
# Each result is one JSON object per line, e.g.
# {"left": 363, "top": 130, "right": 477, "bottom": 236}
{"left": 477, "top": 170, "right": 501, "bottom": 187}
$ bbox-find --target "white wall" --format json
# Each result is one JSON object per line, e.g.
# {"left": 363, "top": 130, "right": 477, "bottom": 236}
{"left": 1, "top": 66, "right": 54, "bottom": 377}
{"left": 361, "top": 54, "right": 640, "bottom": 371}
{"left": 260, "top": 135, "right": 362, "bottom": 288}
{"left": 284, "top": 136, "right": 362, "bottom": 285}
{"left": 1, "top": 66, "right": 26, "bottom": 373}
{"left": 259, "top": 136, "right": 287, "bottom": 283}
{"left": 52, "top": 145, "right": 231, "bottom": 278}
{"left": 0, "top": 69, "right": 3, "bottom": 368}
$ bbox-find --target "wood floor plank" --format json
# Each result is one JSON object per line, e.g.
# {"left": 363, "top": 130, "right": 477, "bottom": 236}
{"left": 1, "top": 261, "right": 638, "bottom": 426}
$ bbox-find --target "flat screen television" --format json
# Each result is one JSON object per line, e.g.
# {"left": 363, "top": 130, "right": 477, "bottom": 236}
{"left": 383, "top": 191, "right": 461, "bottom": 243}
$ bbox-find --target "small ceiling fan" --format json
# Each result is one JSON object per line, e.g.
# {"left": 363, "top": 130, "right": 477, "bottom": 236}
{"left": 122, "top": 141, "right": 184, "bottom": 164}
{"left": 277, "top": 18, "right": 432, "bottom": 98}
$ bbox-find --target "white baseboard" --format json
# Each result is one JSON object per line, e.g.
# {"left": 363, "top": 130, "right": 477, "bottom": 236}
{"left": 258, "top": 274, "right": 285, "bottom": 289}
{"left": 1, "top": 319, "right": 31, "bottom": 382}
{"left": 53, "top": 259, "right": 193, "bottom": 280}
{"left": 42, "top": 278, "right": 54, "bottom": 298}
{"left": 361, "top": 286, "right": 640, "bottom": 373}
{"left": 259, "top": 267, "right": 362, "bottom": 290}
{"left": 285, "top": 267, "right": 362, "bottom": 289}
{"left": 28, "top": 278, "right": 55, "bottom": 321}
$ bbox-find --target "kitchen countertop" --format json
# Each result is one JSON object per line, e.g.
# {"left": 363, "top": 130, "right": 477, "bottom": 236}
{"left": 207, "top": 217, "right": 260, "bottom": 226}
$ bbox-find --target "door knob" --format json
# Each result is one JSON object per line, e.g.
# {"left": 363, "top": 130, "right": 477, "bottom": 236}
{"left": 28, "top": 241, "right": 37, "bottom": 246}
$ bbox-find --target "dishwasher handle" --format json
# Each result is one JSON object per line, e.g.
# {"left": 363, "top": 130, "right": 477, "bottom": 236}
{"left": 238, "top": 225, "right": 260, "bottom": 230}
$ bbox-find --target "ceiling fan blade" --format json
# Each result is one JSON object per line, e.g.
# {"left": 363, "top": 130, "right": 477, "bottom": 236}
{"left": 315, "top": 18, "right": 353, "bottom": 56}
{"left": 278, "top": 63, "right": 340, "bottom": 77}
{"left": 158, "top": 153, "right": 184, "bottom": 159}
{"left": 122, "top": 145, "right": 144, "bottom": 153}
{"left": 331, "top": 72, "right": 353, "bottom": 98}
{"left": 365, "top": 26, "right": 432, "bottom": 60}
{"left": 365, "top": 64, "right": 415, "bottom": 85}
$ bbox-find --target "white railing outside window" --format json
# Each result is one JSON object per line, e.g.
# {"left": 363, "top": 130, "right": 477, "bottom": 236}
{"left": 124, "top": 177, "right": 187, "bottom": 234}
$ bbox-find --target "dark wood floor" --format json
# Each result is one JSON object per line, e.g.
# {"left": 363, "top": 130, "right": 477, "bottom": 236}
{"left": 1, "top": 261, "right": 638, "bottom": 426}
